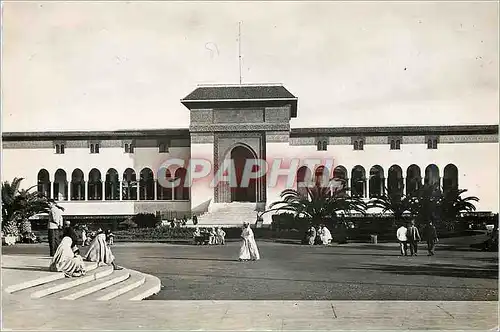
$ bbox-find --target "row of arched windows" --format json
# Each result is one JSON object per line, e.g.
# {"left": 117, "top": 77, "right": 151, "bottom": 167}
{"left": 296, "top": 164, "right": 459, "bottom": 198}
{"left": 37, "top": 168, "right": 189, "bottom": 201}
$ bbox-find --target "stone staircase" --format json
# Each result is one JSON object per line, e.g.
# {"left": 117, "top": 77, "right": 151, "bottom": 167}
{"left": 195, "top": 202, "right": 261, "bottom": 227}
{"left": 4, "top": 261, "right": 161, "bottom": 302}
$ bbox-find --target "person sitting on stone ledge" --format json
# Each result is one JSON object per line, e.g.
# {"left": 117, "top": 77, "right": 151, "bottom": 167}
{"left": 209, "top": 227, "right": 217, "bottom": 245}
{"left": 49, "top": 236, "right": 86, "bottom": 278}
{"left": 193, "top": 227, "right": 202, "bottom": 245}
{"left": 84, "top": 232, "right": 123, "bottom": 270}
{"left": 217, "top": 227, "right": 226, "bottom": 245}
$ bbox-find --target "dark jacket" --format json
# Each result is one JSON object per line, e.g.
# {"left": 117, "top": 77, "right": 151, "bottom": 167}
{"left": 423, "top": 224, "right": 437, "bottom": 240}
{"left": 62, "top": 226, "right": 79, "bottom": 247}
{"left": 407, "top": 226, "right": 421, "bottom": 241}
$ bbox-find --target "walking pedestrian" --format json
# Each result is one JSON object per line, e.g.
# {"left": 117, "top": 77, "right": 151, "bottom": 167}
{"left": 423, "top": 221, "right": 439, "bottom": 256}
{"left": 407, "top": 220, "right": 421, "bottom": 256}
{"left": 396, "top": 223, "right": 408, "bottom": 256}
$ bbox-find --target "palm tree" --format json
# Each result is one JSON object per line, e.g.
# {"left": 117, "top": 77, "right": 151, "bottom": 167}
{"left": 405, "top": 183, "right": 442, "bottom": 224}
{"left": 2, "top": 177, "right": 55, "bottom": 237}
{"left": 265, "top": 182, "right": 367, "bottom": 226}
{"left": 439, "top": 188, "right": 479, "bottom": 223}
{"left": 368, "top": 189, "right": 411, "bottom": 226}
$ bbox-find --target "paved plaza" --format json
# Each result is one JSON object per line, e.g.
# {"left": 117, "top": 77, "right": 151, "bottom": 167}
{"left": 3, "top": 240, "right": 497, "bottom": 301}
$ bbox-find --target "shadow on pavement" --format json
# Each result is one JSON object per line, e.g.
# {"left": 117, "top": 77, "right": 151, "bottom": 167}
{"left": 152, "top": 271, "right": 495, "bottom": 290}
{"left": 356, "top": 263, "right": 499, "bottom": 279}
{"left": 141, "top": 256, "right": 237, "bottom": 262}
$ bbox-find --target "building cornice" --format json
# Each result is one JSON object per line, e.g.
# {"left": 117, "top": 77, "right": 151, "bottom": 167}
{"left": 2, "top": 129, "right": 191, "bottom": 141}
{"left": 2, "top": 125, "right": 498, "bottom": 141}
{"left": 289, "top": 125, "right": 499, "bottom": 137}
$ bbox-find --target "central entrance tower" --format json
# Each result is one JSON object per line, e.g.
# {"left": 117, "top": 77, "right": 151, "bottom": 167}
{"left": 182, "top": 84, "right": 297, "bottom": 212}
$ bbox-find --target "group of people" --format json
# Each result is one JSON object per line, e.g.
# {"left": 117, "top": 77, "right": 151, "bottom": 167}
{"left": 396, "top": 220, "right": 439, "bottom": 256}
{"left": 304, "top": 224, "right": 333, "bottom": 245}
{"left": 193, "top": 227, "right": 226, "bottom": 245}
{"left": 47, "top": 200, "right": 121, "bottom": 278}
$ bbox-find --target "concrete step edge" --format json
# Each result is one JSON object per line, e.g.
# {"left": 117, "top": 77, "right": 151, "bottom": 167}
{"left": 5, "top": 262, "right": 98, "bottom": 294}
{"left": 121, "top": 275, "right": 162, "bottom": 301}
{"left": 59, "top": 271, "right": 130, "bottom": 301}
{"left": 30, "top": 266, "right": 114, "bottom": 299}
{"left": 97, "top": 273, "right": 146, "bottom": 301}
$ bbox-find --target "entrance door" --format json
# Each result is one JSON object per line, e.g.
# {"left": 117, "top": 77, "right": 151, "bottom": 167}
{"left": 230, "top": 145, "right": 257, "bottom": 202}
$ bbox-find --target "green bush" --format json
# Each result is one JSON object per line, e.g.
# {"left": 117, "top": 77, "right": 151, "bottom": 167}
{"left": 115, "top": 225, "right": 194, "bottom": 240}
{"left": 133, "top": 213, "right": 160, "bottom": 228}
{"left": 120, "top": 217, "right": 138, "bottom": 229}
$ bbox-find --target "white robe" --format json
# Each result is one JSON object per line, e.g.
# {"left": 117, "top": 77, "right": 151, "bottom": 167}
{"left": 321, "top": 227, "right": 332, "bottom": 245}
{"left": 84, "top": 233, "right": 115, "bottom": 265}
{"left": 50, "top": 237, "right": 86, "bottom": 277}
{"left": 239, "top": 226, "right": 260, "bottom": 261}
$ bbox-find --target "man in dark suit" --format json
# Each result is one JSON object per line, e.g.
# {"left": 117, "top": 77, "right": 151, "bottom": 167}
{"left": 407, "top": 220, "right": 421, "bottom": 256}
{"left": 423, "top": 221, "right": 439, "bottom": 256}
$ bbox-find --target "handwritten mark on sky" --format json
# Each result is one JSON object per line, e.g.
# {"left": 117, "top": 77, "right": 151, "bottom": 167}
{"left": 205, "top": 42, "right": 220, "bottom": 59}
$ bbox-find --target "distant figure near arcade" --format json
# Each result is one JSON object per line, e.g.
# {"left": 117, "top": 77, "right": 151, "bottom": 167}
{"left": 239, "top": 222, "right": 260, "bottom": 261}
{"left": 407, "top": 220, "right": 421, "bottom": 256}
{"left": 396, "top": 223, "right": 408, "bottom": 256}
{"left": 423, "top": 221, "right": 439, "bottom": 256}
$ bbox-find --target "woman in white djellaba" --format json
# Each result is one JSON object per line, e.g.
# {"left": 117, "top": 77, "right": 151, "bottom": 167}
{"left": 49, "top": 237, "right": 86, "bottom": 277}
{"left": 320, "top": 224, "right": 332, "bottom": 245}
{"left": 238, "top": 222, "right": 260, "bottom": 261}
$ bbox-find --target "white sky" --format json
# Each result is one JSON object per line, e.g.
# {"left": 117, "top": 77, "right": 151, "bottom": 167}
{"left": 2, "top": 1, "right": 498, "bottom": 132}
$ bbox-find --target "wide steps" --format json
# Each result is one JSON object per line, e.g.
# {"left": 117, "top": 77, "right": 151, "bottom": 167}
{"left": 84, "top": 269, "right": 146, "bottom": 301}
{"left": 112, "top": 274, "right": 161, "bottom": 301}
{"left": 14, "top": 265, "right": 114, "bottom": 299}
{"left": 4, "top": 262, "right": 99, "bottom": 294}
{"left": 44, "top": 268, "right": 131, "bottom": 301}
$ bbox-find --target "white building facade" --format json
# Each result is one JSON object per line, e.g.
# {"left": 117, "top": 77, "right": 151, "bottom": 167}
{"left": 2, "top": 84, "right": 498, "bottom": 224}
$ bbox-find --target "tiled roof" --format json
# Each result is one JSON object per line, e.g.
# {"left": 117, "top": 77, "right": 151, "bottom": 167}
{"left": 181, "top": 84, "right": 298, "bottom": 117}
{"left": 182, "top": 84, "right": 297, "bottom": 101}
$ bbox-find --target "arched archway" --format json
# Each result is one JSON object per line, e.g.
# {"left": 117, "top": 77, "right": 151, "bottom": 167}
{"left": 105, "top": 168, "right": 120, "bottom": 200}
{"left": 157, "top": 169, "right": 173, "bottom": 200}
{"left": 53, "top": 169, "right": 68, "bottom": 201}
{"left": 332, "top": 166, "right": 348, "bottom": 191}
{"left": 140, "top": 168, "right": 155, "bottom": 200}
{"left": 351, "top": 166, "right": 366, "bottom": 198}
{"left": 387, "top": 165, "right": 404, "bottom": 197}
{"left": 71, "top": 169, "right": 85, "bottom": 201}
{"left": 230, "top": 145, "right": 257, "bottom": 202}
{"left": 174, "top": 167, "right": 189, "bottom": 200}
{"left": 37, "top": 169, "right": 51, "bottom": 198}
{"left": 122, "top": 168, "right": 137, "bottom": 200}
{"left": 406, "top": 165, "right": 422, "bottom": 195}
{"left": 369, "top": 165, "right": 385, "bottom": 198}
{"left": 443, "top": 164, "right": 459, "bottom": 193}
{"left": 314, "top": 166, "right": 330, "bottom": 187}
{"left": 88, "top": 169, "right": 102, "bottom": 200}
{"left": 296, "top": 166, "right": 312, "bottom": 197}
{"left": 425, "top": 164, "right": 440, "bottom": 189}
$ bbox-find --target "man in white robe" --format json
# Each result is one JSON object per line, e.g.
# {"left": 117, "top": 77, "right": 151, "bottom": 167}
{"left": 320, "top": 225, "right": 332, "bottom": 245}
{"left": 238, "top": 222, "right": 260, "bottom": 261}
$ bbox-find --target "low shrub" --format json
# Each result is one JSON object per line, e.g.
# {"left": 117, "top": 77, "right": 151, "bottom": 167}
{"left": 133, "top": 213, "right": 160, "bottom": 228}
{"left": 115, "top": 225, "right": 194, "bottom": 240}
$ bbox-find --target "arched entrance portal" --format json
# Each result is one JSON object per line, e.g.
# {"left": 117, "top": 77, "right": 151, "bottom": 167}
{"left": 230, "top": 145, "right": 257, "bottom": 202}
